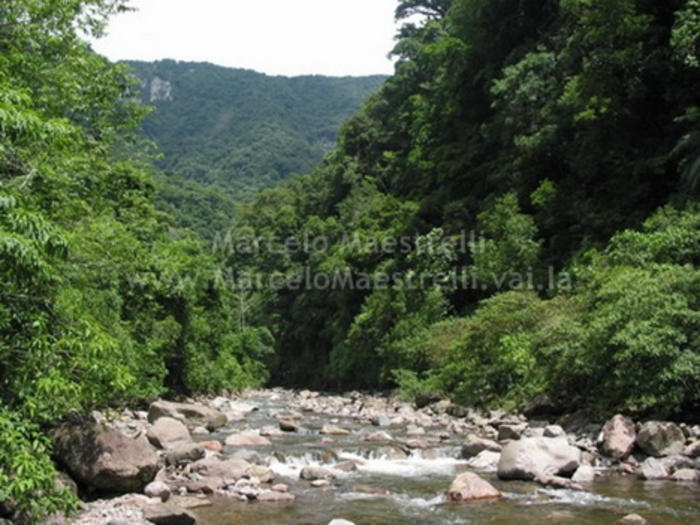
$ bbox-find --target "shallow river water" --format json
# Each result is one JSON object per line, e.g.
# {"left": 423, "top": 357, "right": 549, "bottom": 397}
{"left": 193, "top": 392, "right": 700, "bottom": 525}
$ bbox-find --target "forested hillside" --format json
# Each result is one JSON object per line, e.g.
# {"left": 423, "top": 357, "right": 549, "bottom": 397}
{"left": 227, "top": 0, "right": 699, "bottom": 417}
{"left": 127, "top": 60, "right": 386, "bottom": 236}
{"left": 0, "top": 2, "right": 271, "bottom": 519}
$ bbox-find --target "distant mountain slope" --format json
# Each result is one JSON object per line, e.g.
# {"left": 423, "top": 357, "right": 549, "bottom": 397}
{"left": 128, "top": 60, "right": 386, "bottom": 205}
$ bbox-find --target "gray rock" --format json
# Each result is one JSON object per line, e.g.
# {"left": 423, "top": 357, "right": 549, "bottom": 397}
{"left": 300, "top": 466, "right": 334, "bottom": 481}
{"left": 466, "top": 450, "right": 501, "bottom": 471}
{"left": 636, "top": 421, "right": 685, "bottom": 457}
{"left": 446, "top": 472, "right": 501, "bottom": 501}
{"left": 671, "top": 468, "right": 699, "bottom": 482}
{"left": 639, "top": 457, "right": 669, "bottom": 480}
{"left": 147, "top": 417, "right": 192, "bottom": 450}
{"left": 498, "top": 423, "right": 528, "bottom": 441}
{"left": 497, "top": 437, "right": 581, "bottom": 481}
{"left": 165, "top": 443, "right": 205, "bottom": 466}
{"left": 278, "top": 419, "right": 299, "bottom": 432}
{"left": 320, "top": 425, "right": 350, "bottom": 436}
{"left": 257, "top": 491, "right": 295, "bottom": 502}
{"left": 145, "top": 481, "right": 171, "bottom": 502}
{"left": 684, "top": 440, "right": 700, "bottom": 458}
{"left": 571, "top": 465, "right": 596, "bottom": 483}
{"left": 599, "top": 415, "right": 636, "bottom": 460}
{"left": 364, "top": 431, "right": 393, "bottom": 442}
{"left": 224, "top": 432, "right": 272, "bottom": 447}
{"left": 371, "top": 416, "right": 391, "bottom": 427}
{"left": 148, "top": 400, "right": 227, "bottom": 431}
{"left": 543, "top": 425, "right": 566, "bottom": 438}
{"left": 461, "top": 435, "right": 503, "bottom": 458}
{"left": 618, "top": 514, "right": 649, "bottom": 525}
{"left": 53, "top": 423, "right": 158, "bottom": 493}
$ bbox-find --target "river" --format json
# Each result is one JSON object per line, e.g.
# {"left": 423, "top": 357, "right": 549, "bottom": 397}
{"left": 187, "top": 390, "right": 700, "bottom": 525}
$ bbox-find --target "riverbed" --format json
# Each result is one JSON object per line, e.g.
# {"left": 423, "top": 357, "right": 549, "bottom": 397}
{"left": 188, "top": 391, "right": 700, "bottom": 525}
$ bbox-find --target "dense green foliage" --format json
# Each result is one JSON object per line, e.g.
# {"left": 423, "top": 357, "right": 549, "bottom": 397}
{"left": 229, "top": 0, "right": 699, "bottom": 418}
{"left": 0, "top": 1, "right": 270, "bottom": 520}
{"left": 127, "top": 60, "right": 386, "bottom": 237}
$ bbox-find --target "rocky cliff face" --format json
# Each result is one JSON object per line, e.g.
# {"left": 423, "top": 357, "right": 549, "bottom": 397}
{"left": 149, "top": 76, "right": 172, "bottom": 102}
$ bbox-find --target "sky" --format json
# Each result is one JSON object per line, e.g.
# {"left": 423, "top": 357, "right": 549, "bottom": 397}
{"left": 91, "top": 0, "right": 401, "bottom": 77}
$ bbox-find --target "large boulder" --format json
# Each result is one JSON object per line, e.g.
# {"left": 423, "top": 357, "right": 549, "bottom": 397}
{"left": 148, "top": 401, "right": 227, "bottom": 431}
{"left": 599, "top": 415, "right": 636, "bottom": 460}
{"left": 446, "top": 472, "right": 501, "bottom": 501}
{"left": 147, "top": 417, "right": 192, "bottom": 450}
{"left": 497, "top": 437, "right": 581, "bottom": 481}
{"left": 53, "top": 423, "right": 158, "bottom": 493}
{"left": 636, "top": 422, "right": 685, "bottom": 457}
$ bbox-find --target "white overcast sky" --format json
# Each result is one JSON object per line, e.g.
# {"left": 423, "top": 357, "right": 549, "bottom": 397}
{"left": 91, "top": 0, "right": 401, "bottom": 77}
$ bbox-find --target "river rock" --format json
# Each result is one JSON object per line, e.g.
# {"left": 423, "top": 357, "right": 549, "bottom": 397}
{"left": 599, "top": 415, "right": 636, "bottom": 460}
{"left": 671, "top": 468, "right": 699, "bottom": 482}
{"left": 165, "top": 443, "right": 205, "bottom": 466}
{"left": 191, "top": 426, "right": 209, "bottom": 437}
{"left": 636, "top": 421, "right": 685, "bottom": 457}
{"left": 364, "top": 431, "right": 393, "bottom": 442}
{"left": 53, "top": 423, "right": 158, "bottom": 493}
{"left": 257, "top": 491, "right": 295, "bottom": 502}
{"left": 142, "top": 502, "right": 197, "bottom": 525}
{"left": 406, "top": 425, "right": 426, "bottom": 436}
{"left": 278, "top": 419, "right": 299, "bottom": 432}
{"left": 190, "top": 457, "right": 251, "bottom": 484}
{"left": 461, "top": 435, "right": 502, "bottom": 458}
{"left": 684, "top": 441, "right": 700, "bottom": 458}
{"left": 145, "top": 481, "right": 171, "bottom": 502}
{"left": 571, "top": 465, "right": 596, "bottom": 483}
{"left": 618, "top": 514, "right": 649, "bottom": 525}
{"left": 247, "top": 465, "right": 275, "bottom": 484}
{"left": 446, "top": 472, "right": 501, "bottom": 501}
{"left": 199, "top": 440, "right": 223, "bottom": 453}
{"left": 147, "top": 417, "right": 192, "bottom": 450}
{"left": 371, "top": 416, "right": 391, "bottom": 427}
{"left": 148, "top": 400, "right": 227, "bottom": 431}
{"left": 497, "top": 437, "right": 581, "bottom": 481}
{"left": 321, "top": 425, "right": 350, "bottom": 436}
{"left": 300, "top": 466, "right": 334, "bottom": 481}
{"left": 535, "top": 475, "right": 583, "bottom": 490}
{"left": 466, "top": 450, "right": 501, "bottom": 471}
{"left": 260, "top": 425, "right": 285, "bottom": 437}
{"left": 335, "top": 460, "right": 359, "bottom": 472}
{"left": 498, "top": 423, "right": 528, "bottom": 441}
{"left": 639, "top": 457, "right": 669, "bottom": 480}
{"left": 543, "top": 425, "right": 566, "bottom": 438}
{"left": 224, "top": 432, "right": 272, "bottom": 447}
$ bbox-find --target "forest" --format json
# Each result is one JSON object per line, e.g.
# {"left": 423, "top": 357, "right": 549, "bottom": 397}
{"left": 128, "top": 60, "right": 386, "bottom": 238}
{"left": 0, "top": 0, "right": 698, "bottom": 520}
